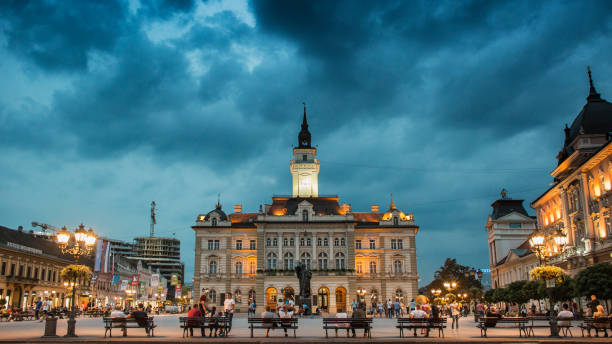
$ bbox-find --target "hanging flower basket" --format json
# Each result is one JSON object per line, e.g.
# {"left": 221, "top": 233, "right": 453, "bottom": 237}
{"left": 529, "top": 265, "right": 566, "bottom": 284}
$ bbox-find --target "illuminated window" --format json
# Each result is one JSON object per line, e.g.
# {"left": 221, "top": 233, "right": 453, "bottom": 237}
{"left": 369, "top": 261, "right": 377, "bottom": 274}
{"left": 356, "top": 262, "right": 363, "bottom": 274}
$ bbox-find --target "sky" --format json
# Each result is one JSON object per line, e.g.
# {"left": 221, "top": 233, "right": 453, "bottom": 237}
{"left": 1, "top": 0, "right": 612, "bottom": 287}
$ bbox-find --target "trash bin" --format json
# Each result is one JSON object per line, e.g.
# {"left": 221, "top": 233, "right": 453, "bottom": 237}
{"left": 42, "top": 316, "right": 59, "bottom": 338}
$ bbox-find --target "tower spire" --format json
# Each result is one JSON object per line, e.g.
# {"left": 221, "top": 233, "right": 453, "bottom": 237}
{"left": 298, "top": 102, "right": 312, "bottom": 148}
{"left": 390, "top": 193, "right": 396, "bottom": 210}
{"left": 587, "top": 66, "right": 601, "bottom": 101}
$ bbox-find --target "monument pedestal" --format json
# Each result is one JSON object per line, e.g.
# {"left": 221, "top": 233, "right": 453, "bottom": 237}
{"left": 298, "top": 296, "right": 312, "bottom": 315}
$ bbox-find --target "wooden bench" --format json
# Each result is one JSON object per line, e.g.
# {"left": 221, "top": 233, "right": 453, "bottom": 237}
{"left": 477, "top": 317, "right": 528, "bottom": 337}
{"left": 322, "top": 318, "right": 373, "bottom": 338}
{"left": 247, "top": 317, "right": 298, "bottom": 338}
{"left": 396, "top": 317, "right": 447, "bottom": 338}
{"left": 103, "top": 317, "right": 156, "bottom": 337}
{"left": 578, "top": 317, "right": 611, "bottom": 337}
{"left": 178, "top": 316, "right": 231, "bottom": 338}
{"left": 524, "top": 315, "right": 573, "bottom": 337}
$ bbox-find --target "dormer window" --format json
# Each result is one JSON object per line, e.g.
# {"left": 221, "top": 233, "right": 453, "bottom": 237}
{"left": 303, "top": 154, "right": 307, "bottom": 161}
{"left": 302, "top": 210, "right": 308, "bottom": 222}
{"left": 393, "top": 217, "right": 399, "bottom": 226}
{"left": 212, "top": 218, "right": 217, "bottom": 227}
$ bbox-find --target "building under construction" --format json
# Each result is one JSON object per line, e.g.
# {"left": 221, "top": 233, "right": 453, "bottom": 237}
{"left": 129, "top": 236, "right": 184, "bottom": 283}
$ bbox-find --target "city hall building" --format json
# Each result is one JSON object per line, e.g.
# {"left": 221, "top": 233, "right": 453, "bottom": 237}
{"left": 192, "top": 109, "right": 419, "bottom": 313}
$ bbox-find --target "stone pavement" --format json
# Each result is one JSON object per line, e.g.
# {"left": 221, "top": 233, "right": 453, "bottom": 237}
{"left": 0, "top": 314, "right": 609, "bottom": 343}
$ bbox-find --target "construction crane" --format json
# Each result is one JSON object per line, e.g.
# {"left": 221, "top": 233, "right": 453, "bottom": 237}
{"left": 31, "top": 221, "right": 61, "bottom": 238}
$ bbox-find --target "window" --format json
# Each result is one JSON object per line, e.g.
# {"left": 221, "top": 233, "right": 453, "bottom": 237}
{"left": 266, "top": 253, "right": 277, "bottom": 270}
{"left": 249, "top": 261, "right": 256, "bottom": 274}
{"left": 27, "top": 267, "right": 31, "bottom": 278}
{"left": 266, "top": 238, "right": 271, "bottom": 247}
{"left": 391, "top": 239, "right": 397, "bottom": 249}
{"left": 355, "top": 240, "right": 362, "bottom": 249}
{"left": 341, "top": 238, "right": 345, "bottom": 246}
{"left": 303, "top": 154, "right": 307, "bottom": 161}
{"left": 393, "top": 217, "right": 399, "bottom": 226}
{"left": 214, "top": 240, "right": 219, "bottom": 250}
{"left": 335, "top": 252, "right": 345, "bottom": 269}
{"left": 307, "top": 238, "right": 312, "bottom": 246}
{"left": 369, "top": 240, "right": 376, "bottom": 249}
{"left": 317, "top": 238, "right": 322, "bottom": 246}
{"left": 300, "top": 238, "right": 305, "bottom": 246}
{"left": 40, "top": 268, "right": 45, "bottom": 280}
{"left": 318, "top": 252, "right": 328, "bottom": 269}
{"left": 284, "top": 252, "right": 294, "bottom": 269}
{"left": 509, "top": 223, "right": 522, "bottom": 229}
{"left": 10, "top": 264, "right": 15, "bottom": 276}
{"left": 34, "top": 268, "right": 38, "bottom": 279}
{"left": 300, "top": 252, "right": 311, "bottom": 269}
{"left": 249, "top": 240, "right": 256, "bottom": 250}
{"left": 236, "top": 240, "right": 242, "bottom": 250}
{"left": 334, "top": 238, "right": 339, "bottom": 246}
{"left": 212, "top": 218, "right": 217, "bottom": 226}
{"left": 272, "top": 238, "right": 278, "bottom": 246}
{"left": 302, "top": 210, "right": 308, "bottom": 222}
{"left": 391, "top": 239, "right": 403, "bottom": 249}
{"left": 209, "top": 290, "right": 217, "bottom": 304}
{"left": 1, "top": 262, "right": 5, "bottom": 275}
{"left": 323, "top": 238, "right": 328, "bottom": 246}
{"left": 208, "top": 240, "right": 220, "bottom": 250}
{"left": 356, "top": 262, "right": 363, "bottom": 274}
{"left": 290, "top": 238, "right": 295, "bottom": 246}
{"left": 236, "top": 261, "right": 243, "bottom": 274}
{"left": 283, "top": 238, "right": 288, "bottom": 247}
{"left": 393, "top": 260, "right": 402, "bottom": 274}
{"left": 397, "top": 239, "right": 403, "bottom": 249}
{"left": 209, "top": 261, "right": 217, "bottom": 274}
{"left": 18, "top": 265, "right": 23, "bottom": 277}
{"left": 369, "top": 261, "right": 377, "bottom": 274}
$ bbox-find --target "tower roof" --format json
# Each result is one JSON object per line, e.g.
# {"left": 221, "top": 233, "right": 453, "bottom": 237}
{"left": 298, "top": 102, "right": 312, "bottom": 148}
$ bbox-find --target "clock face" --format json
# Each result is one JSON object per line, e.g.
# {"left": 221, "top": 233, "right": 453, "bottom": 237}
{"left": 301, "top": 140, "right": 309, "bottom": 146}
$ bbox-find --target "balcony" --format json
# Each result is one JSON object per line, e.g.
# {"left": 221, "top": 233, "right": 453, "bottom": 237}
{"left": 3, "top": 275, "right": 40, "bottom": 284}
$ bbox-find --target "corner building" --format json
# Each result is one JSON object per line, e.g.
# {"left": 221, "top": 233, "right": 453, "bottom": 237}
{"left": 192, "top": 109, "right": 419, "bottom": 314}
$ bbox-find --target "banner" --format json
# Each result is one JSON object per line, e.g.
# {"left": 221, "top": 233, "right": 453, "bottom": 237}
{"left": 112, "top": 273, "right": 120, "bottom": 285}
{"left": 139, "top": 282, "right": 146, "bottom": 293}
{"left": 170, "top": 274, "right": 178, "bottom": 286}
{"left": 131, "top": 274, "right": 140, "bottom": 286}
{"left": 94, "top": 240, "right": 111, "bottom": 273}
{"left": 176, "top": 283, "right": 181, "bottom": 296}
{"left": 120, "top": 280, "right": 128, "bottom": 291}
{"left": 151, "top": 274, "right": 160, "bottom": 288}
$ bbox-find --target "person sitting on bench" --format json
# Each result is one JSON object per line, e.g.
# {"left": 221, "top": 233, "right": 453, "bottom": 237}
{"left": 128, "top": 304, "right": 149, "bottom": 335}
{"left": 110, "top": 305, "right": 127, "bottom": 335}
{"left": 187, "top": 303, "right": 202, "bottom": 337}
{"left": 208, "top": 306, "right": 221, "bottom": 337}
{"left": 485, "top": 306, "right": 502, "bottom": 328}
{"left": 334, "top": 310, "right": 350, "bottom": 337}
{"left": 351, "top": 302, "right": 368, "bottom": 338}
{"left": 557, "top": 303, "right": 573, "bottom": 327}
{"left": 278, "top": 305, "right": 294, "bottom": 337}
{"left": 409, "top": 304, "right": 429, "bottom": 337}
{"left": 261, "top": 306, "right": 276, "bottom": 337}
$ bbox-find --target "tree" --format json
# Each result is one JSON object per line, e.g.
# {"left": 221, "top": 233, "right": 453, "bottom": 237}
{"left": 574, "top": 262, "right": 612, "bottom": 311}
{"left": 506, "top": 280, "right": 530, "bottom": 305}
{"left": 424, "top": 258, "right": 483, "bottom": 298}
{"left": 523, "top": 280, "right": 545, "bottom": 306}
{"left": 549, "top": 276, "right": 575, "bottom": 303}
{"left": 484, "top": 289, "right": 495, "bottom": 303}
{"left": 469, "top": 287, "right": 483, "bottom": 301}
{"left": 492, "top": 288, "right": 509, "bottom": 303}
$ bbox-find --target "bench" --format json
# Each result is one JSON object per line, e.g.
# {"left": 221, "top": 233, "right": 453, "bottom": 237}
{"left": 247, "top": 317, "right": 298, "bottom": 338}
{"left": 477, "top": 317, "right": 528, "bottom": 337}
{"left": 179, "top": 316, "right": 231, "bottom": 338}
{"left": 578, "top": 317, "right": 611, "bottom": 337}
{"left": 103, "top": 317, "right": 156, "bottom": 337}
{"left": 396, "top": 317, "right": 447, "bottom": 338}
{"left": 524, "top": 315, "right": 573, "bottom": 337}
{"left": 322, "top": 318, "right": 373, "bottom": 338}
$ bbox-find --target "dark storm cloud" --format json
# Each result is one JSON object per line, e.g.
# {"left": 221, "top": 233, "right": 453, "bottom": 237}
{"left": 1, "top": 0, "right": 612, "bottom": 284}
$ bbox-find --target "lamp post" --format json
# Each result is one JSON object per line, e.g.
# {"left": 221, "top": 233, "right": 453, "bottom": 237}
{"left": 56, "top": 224, "right": 97, "bottom": 337}
{"left": 356, "top": 288, "right": 366, "bottom": 303}
{"left": 528, "top": 227, "right": 567, "bottom": 338}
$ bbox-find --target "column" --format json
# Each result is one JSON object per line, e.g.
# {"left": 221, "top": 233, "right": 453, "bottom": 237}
{"left": 559, "top": 188, "right": 574, "bottom": 246}
{"left": 312, "top": 232, "right": 317, "bottom": 269}
{"left": 328, "top": 232, "right": 333, "bottom": 268}
{"left": 278, "top": 232, "right": 283, "bottom": 269}
{"left": 255, "top": 226, "right": 265, "bottom": 313}
{"left": 294, "top": 232, "right": 299, "bottom": 266}
{"left": 580, "top": 172, "right": 595, "bottom": 242}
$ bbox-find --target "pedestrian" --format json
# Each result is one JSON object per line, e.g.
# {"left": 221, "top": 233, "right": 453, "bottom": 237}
{"left": 410, "top": 298, "right": 415, "bottom": 312}
{"left": 34, "top": 298, "right": 42, "bottom": 320}
{"left": 450, "top": 301, "right": 460, "bottom": 329}
{"left": 394, "top": 299, "right": 400, "bottom": 318}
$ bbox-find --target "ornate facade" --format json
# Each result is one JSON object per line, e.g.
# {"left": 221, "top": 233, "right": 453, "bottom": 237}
{"left": 192, "top": 109, "right": 419, "bottom": 313}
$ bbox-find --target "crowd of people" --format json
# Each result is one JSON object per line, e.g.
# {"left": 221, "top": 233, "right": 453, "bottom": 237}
{"left": 185, "top": 292, "right": 236, "bottom": 337}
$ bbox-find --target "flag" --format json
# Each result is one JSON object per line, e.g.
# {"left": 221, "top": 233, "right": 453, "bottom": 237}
{"left": 112, "top": 273, "right": 120, "bottom": 285}
{"left": 120, "top": 280, "right": 128, "bottom": 291}
{"left": 94, "top": 240, "right": 111, "bottom": 273}
{"left": 131, "top": 274, "right": 140, "bottom": 286}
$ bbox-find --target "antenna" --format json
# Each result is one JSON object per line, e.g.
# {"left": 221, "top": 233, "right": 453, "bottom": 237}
{"left": 150, "top": 201, "right": 156, "bottom": 237}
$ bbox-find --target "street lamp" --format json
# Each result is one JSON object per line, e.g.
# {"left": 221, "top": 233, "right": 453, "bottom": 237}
{"left": 443, "top": 281, "right": 457, "bottom": 291}
{"left": 56, "top": 224, "right": 96, "bottom": 337}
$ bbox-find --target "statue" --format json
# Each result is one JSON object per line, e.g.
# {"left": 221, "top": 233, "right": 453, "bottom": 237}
{"left": 295, "top": 262, "right": 312, "bottom": 298}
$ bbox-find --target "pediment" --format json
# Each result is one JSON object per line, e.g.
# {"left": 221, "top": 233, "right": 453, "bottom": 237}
{"left": 495, "top": 211, "right": 534, "bottom": 222}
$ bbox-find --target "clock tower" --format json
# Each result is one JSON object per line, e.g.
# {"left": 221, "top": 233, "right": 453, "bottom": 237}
{"left": 291, "top": 104, "right": 320, "bottom": 197}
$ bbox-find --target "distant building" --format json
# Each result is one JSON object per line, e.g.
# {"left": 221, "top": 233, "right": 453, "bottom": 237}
{"left": 127, "top": 237, "right": 184, "bottom": 284}
{"left": 192, "top": 108, "right": 420, "bottom": 313}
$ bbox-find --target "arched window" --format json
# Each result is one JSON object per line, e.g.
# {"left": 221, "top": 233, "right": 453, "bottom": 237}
{"left": 284, "top": 252, "right": 294, "bottom": 270}
{"left": 236, "top": 261, "right": 243, "bottom": 274}
{"left": 341, "top": 238, "right": 345, "bottom": 246}
{"left": 369, "top": 261, "right": 377, "bottom": 274}
{"left": 212, "top": 218, "right": 217, "bottom": 226}
{"left": 209, "top": 289, "right": 217, "bottom": 303}
{"left": 209, "top": 260, "right": 217, "bottom": 274}
{"left": 334, "top": 238, "right": 339, "bottom": 246}
{"left": 318, "top": 252, "right": 328, "bottom": 269}
{"left": 300, "top": 252, "right": 311, "bottom": 269}
{"left": 266, "top": 238, "right": 271, "bottom": 246}
{"left": 317, "top": 238, "right": 322, "bottom": 246}
{"left": 395, "top": 288, "right": 403, "bottom": 300}
{"left": 272, "top": 238, "right": 278, "bottom": 247}
{"left": 302, "top": 210, "right": 308, "bottom": 222}
{"left": 323, "top": 238, "right": 328, "bottom": 246}
{"left": 290, "top": 238, "right": 295, "bottom": 246}
{"left": 307, "top": 238, "right": 312, "bottom": 246}
{"left": 335, "top": 252, "right": 345, "bottom": 269}
{"left": 249, "top": 261, "right": 256, "bottom": 274}
{"left": 393, "top": 260, "right": 402, "bottom": 274}
{"left": 234, "top": 289, "right": 242, "bottom": 303}
{"left": 356, "top": 262, "right": 363, "bottom": 274}
{"left": 283, "top": 238, "right": 288, "bottom": 246}
{"left": 266, "top": 252, "right": 277, "bottom": 270}
{"left": 393, "top": 216, "right": 399, "bottom": 226}
{"left": 300, "top": 237, "right": 305, "bottom": 246}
